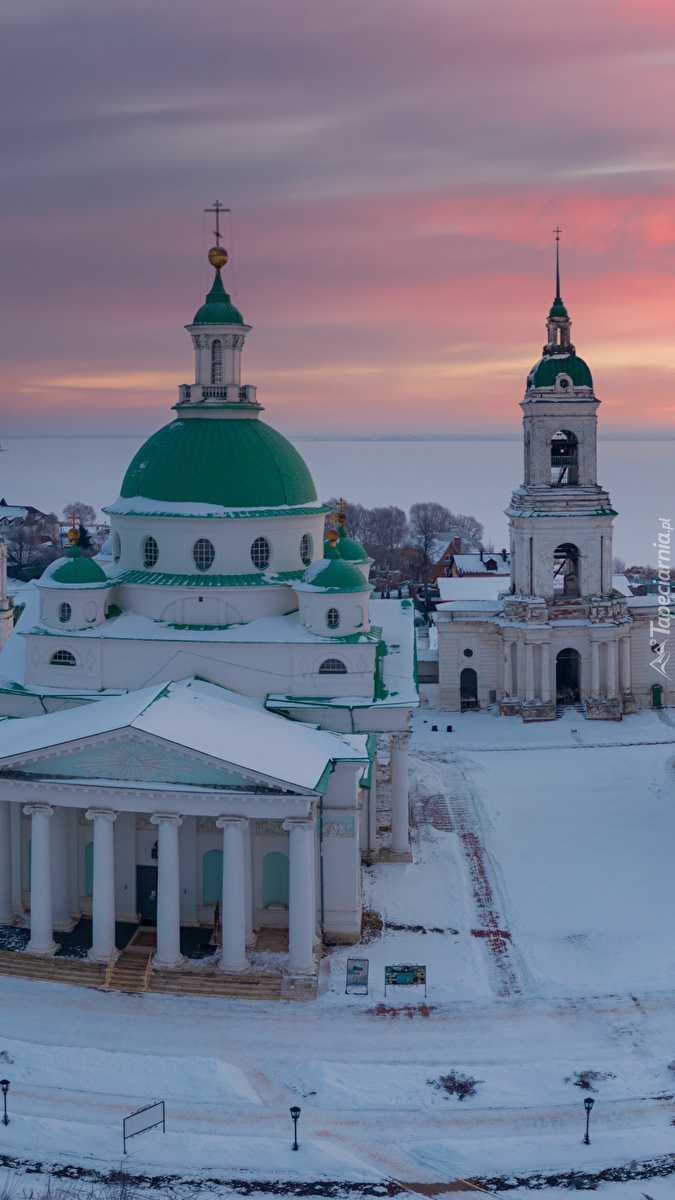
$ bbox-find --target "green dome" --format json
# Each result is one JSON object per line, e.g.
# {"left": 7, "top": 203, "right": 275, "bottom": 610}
{"left": 51, "top": 547, "right": 109, "bottom": 585}
{"left": 120, "top": 417, "right": 318, "bottom": 510}
{"left": 297, "top": 544, "right": 371, "bottom": 593}
{"left": 549, "top": 296, "right": 568, "bottom": 319}
{"left": 192, "top": 272, "right": 244, "bottom": 326}
{"left": 528, "top": 354, "right": 593, "bottom": 391}
{"left": 337, "top": 524, "right": 369, "bottom": 563}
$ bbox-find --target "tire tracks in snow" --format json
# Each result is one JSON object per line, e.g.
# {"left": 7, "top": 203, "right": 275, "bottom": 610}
{"left": 411, "top": 748, "right": 527, "bottom": 1000}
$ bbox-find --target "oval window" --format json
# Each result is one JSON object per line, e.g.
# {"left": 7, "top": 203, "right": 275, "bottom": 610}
{"left": 319, "top": 658, "right": 347, "bottom": 674}
{"left": 58, "top": 602, "right": 71, "bottom": 623}
{"left": 251, "top": 536, "right": 270, "bottom": 570}
{"left": 84, "top": 601, "right": 97, "bottom": 622}
{"left": 50, "top": 650, "right": 76, "bottom": 666}
{"left": 300, "top": 533, "right": 312, "bottom": 567}
{"left": 142, "top": 535, "right": 159, "bottom": 568}
{"left": 326, "top": 607, "right": 340, "bottom": 630}
{"left": 193, "top": 537, "right": 215, "bottom": 571}
{"left": 113, "top": 532, "right": 121, "bottom": 564}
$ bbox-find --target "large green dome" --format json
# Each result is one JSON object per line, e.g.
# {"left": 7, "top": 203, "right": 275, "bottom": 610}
{"left": 119, "top": 417, "right": 318, "bottom": 510}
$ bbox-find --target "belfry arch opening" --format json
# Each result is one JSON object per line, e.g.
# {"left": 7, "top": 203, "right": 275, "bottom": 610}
{"left": 556, "top": 647, "right": 581, "bottom": 705}
{"left": 550, "top": 430, "right": 578, "bottom": 485}
{"left": 553, "top": 543, "right": 580, "bottom": 597}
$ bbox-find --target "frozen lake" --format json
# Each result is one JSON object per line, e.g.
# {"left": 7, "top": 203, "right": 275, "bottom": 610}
{"left": 0, "top": 434, "right": 669, "bottom": 566}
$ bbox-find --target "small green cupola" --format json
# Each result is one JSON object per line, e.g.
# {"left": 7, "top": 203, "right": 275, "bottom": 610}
{"left": 296, "top": 533, "right": 372, "bottom": 595}
{"left": 51, "top": 545, "right": 109, "bottom": 585}
{"left": 192, "top": 270, "right": 244, "bottom": 326}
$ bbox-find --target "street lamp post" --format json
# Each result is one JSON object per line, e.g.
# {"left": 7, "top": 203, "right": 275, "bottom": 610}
{"left": 290, "top": 1105, "right": 301, "bottom": 1151}
{"left": 582, "top": 1096, "right": 594, "bottom": 1144}
{"left": 1, "top": 1080, "right": 9, "bottom": 1126}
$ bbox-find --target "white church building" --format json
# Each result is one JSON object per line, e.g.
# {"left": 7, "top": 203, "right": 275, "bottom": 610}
{"left": 0, "top": 232, "right": 417, "bottom": 982}
{"left": 436, "top": 256, "right": 672, "bottom": 719}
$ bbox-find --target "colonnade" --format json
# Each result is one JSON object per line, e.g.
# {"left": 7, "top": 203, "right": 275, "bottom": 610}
{"left": 4, "top": 803, "right": 318, "bottom": 976}
{"left": 503, "top": 635, "right": 632, "bottom": 703}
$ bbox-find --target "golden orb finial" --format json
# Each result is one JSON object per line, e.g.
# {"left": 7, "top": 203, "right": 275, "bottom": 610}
{"left": 67, "top": 510, "right": 79, "bottom": 547}
{"left": 208, "top": 246, "right": 228, "bottom": 271}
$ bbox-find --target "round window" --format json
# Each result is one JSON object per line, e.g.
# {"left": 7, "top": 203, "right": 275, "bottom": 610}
{"left": 58, "top": 602, "right": 71, "bottom": 623}
{"left": 113, "top": 532, "right": 121, "bottom": 564}
{"left": 326, "top": 607, "right": 340, "bottom": 630}
{"left": 251, "top": 536, "right": 271, "bottom": 570}
{"left": 193, "top": 537, "right": 215, "bottom": 571}
{"left": 142, "top": 535, "right": 159, "bottom": 568}
{"left": 300, "top": 533, "right": 312, "bottom": 567}
{"left": 463, "top": 648, "right": 474, "bottom": 658}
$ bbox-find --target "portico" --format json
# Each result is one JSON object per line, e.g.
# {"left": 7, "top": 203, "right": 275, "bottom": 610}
{"left": 0, "top": 678, "right": 370, "bottom": 977}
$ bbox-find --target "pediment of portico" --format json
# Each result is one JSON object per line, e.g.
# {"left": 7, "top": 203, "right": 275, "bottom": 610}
{"left": 0, "top": 728, "right": 288, "bottom": 794}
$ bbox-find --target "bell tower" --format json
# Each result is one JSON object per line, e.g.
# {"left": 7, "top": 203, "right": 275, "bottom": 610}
{"left": 507, "top": 236, "right": 616, "bottom": 601}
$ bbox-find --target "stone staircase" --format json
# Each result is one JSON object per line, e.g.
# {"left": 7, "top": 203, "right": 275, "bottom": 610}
{"left": 150, "top": 964, "right": 282, "bottom": 1001}
{"left": 0, "top": 947, "right": 312, "bottom": 1001}
{"left": 105, "top": 948, "right": 153, "bottom": 992}
{"left": 0, "top": 948, "right": 105, "bottom": 989}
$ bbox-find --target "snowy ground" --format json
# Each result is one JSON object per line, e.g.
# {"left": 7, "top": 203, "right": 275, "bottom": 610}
{"left": 1, "top": 706, "right": 675, "bottom": 1198}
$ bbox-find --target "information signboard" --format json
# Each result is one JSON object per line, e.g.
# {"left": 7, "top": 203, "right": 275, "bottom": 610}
{"left": 345, "top": 957, "right": 369, "bottom": 994}
{"left": 123, "top": 1101, "right": 165, "bottom": 1154}
{"left": 384, "top": 964, "right": 427, "bottom": 997}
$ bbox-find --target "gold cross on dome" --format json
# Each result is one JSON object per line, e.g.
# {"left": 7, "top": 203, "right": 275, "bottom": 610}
{"left": 327, "top": 512, "right": 338, "bottom": 533}
{"left": 67, "top": 510, "right": 79, "bottom": 546}
{"left": 204, "top": 200, "right": 230, "bottom": 246}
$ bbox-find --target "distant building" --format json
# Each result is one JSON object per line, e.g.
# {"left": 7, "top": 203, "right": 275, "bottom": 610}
{"left": 0, "top": 500, "right": 49, "bottom": 528}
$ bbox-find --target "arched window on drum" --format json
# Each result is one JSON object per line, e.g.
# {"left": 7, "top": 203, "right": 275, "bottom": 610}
{"left": 211, "top": 339, "right": 222, "bottom": 385}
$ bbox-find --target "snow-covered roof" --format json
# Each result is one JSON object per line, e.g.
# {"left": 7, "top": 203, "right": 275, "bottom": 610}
{"left": 438, "top": 576, "right": 508, "bottom": 602}
{"left": 0, "top": 677, "right": 368, "bottom": 793}
{"left": 611, "top": 573, "right": 632, "bottom": 596}
{"left": 0, "top": 507, "right": 29, "bottom": 522}
{"left": 451, "top": 553, "right": 510, "bottom": 576}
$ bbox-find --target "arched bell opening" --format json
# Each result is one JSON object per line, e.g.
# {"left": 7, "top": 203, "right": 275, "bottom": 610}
{"left": 551, "top": 430, "right": 578, "bottom": 486}
{"left": 553, "top": 543, "right": 580, "bottom": 597}
{"left": 556, "top": 647, "right": 581, "bottom": 705}
{"left": 460, "top": 667, "right": 478, "bottom": 712}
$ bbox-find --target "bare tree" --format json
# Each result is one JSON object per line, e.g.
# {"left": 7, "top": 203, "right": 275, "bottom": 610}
{"left": 63, "top": 501, "right": 97, "bottom": 526}
{"left": 7, "top": 525, "right": 60, "bottom": 579}
{"left": 447, "top": 510, "right": 484, "bottom": 547}
{"left": 408, "top": 502, "right": 454, "bottom": 606}
{"left": 612, "top": 557, "right": 626, "bottom": 575}
{"left": 368, "top": 506, "right": 409, "bottom": 572}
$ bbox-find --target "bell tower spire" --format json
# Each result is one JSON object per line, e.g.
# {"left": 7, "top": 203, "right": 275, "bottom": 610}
{"left": 543, "top": 229, "right": 575, "bottom": 356}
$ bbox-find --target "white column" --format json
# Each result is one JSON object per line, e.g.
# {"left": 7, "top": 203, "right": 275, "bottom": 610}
{"left": 282, "top": 817, "right": 316, "bottom": 975}
{"left": 10, "top": 802, "right": 22, "bottom": 917}
{"left": 503, "top": 641, "right": 513, "bottom": 697}
{"left": 51, "top": 806, "right": 72, "bottom": 931}
{"left": 525, "top": 643, "right": 535, "bottom": 701}
{"left": 389, "top": 731, "right": 411, "bottom": 853}
{"left": 0, "top": 800, "right": 12, "bottom": 924}
{"left": 540, "top": 643, "right": 551, "bottom": 704}
{"left": 607, "top": 639, "right": 617, "bottom": 700}
{"left": 621, "top": 636, "right": 632, "bottom": 693}
{"left": 244, "top": 819, "right": 255, "bottom": 948}
{"left": 24, "top": 804, "right": 57, "bottom": 956}
{"left": 591, "top": 641, "right": 600, "bottom": 698}
{"left": 67, "top": 808, "right": 81, "bottom": 921}
{"left": 86, "top": 809, "right": 117, "bottom": 962}
{"left": 151, "top": 814, "right": 185, "bottom": 968}
{"left": 216, "top": 816, "right": 248, "bottom": 972}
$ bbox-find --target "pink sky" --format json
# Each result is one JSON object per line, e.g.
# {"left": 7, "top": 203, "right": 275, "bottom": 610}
{"left": 1, "top": 0, "right": 675, "bottom": 437}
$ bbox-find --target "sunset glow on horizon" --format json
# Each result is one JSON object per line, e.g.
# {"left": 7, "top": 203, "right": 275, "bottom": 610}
{"left": 1, "top": 0, "right": 675, "bottom": 439}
